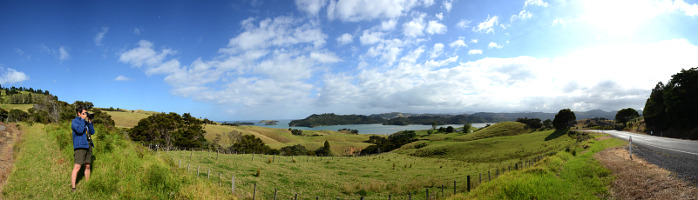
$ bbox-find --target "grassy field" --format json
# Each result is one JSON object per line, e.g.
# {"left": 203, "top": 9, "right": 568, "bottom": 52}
{"left": 0, "top": 104, "right": 33, "bottom": 112}
{"left": 203, "top": 124, "right": 373, "bottom": 156}
{"left": 450, "top": 132, "right": 626, "bottom": 199}
{"left": 1, "top": 122, "right": 231, "bottom": 199}
{"left": 103, "top": 110, "right": 156, "bottom": 128}
{"left": 162, "top": 124, "right": 579, "bottom": 199}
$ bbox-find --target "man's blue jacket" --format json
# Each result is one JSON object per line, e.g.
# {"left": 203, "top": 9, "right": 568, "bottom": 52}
{"left": 72, "top": 116, "right": 95, "bottom": 150}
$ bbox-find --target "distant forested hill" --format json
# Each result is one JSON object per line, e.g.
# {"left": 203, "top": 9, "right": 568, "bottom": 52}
{"left": 289, "top": 110, "right": 620, "bottom": 127}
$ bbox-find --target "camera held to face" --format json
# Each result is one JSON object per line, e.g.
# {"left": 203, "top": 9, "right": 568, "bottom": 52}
{"left": 86, "top": 112, "right": 95, "bottom": 120}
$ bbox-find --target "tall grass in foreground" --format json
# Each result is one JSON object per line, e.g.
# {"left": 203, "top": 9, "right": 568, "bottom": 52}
{"left": 2, "top": 122, "right": 233, "bottom": 199}
{"left": 449, "top": 133, "right": 626, "bottom": 200}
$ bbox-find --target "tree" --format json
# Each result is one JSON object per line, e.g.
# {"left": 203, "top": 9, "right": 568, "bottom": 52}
{"left": 431, "top": 122, "right": 437, "bottom": 130}
{"left": 280, "top": 144, "right": 311, "bottom": 156}
{"left": 228, "top": 135, "right": 273, "bottom": 154}
{"left": 542, "top": 119, "right": 553, "bottom": 130}
{"left": 615, "top": 108, "right": 640, "bottom": 128}
{"left": 315, "top": 140, "right": 332, "bottom": 156}
{"left": 553, "top": 109, "right": 576, "bottom": 130}
{"left": 463, "top": 122, "right": 472, "bottom": 133}
{"left": 445, "top": 126, "right": 455, "bottom": 133}
{"left": 516, "top": 117, "right": 542, "bottom": 130}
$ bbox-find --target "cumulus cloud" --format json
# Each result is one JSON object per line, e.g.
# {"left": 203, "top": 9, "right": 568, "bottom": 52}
{"left": 449, "top": 39, "right": 467, "bottom": 48}
{"left": 295, "top": 0, "right": 328, "bottom": 16}
{"left": 0, "top": 68, "right": 29, "bottom": 84}
{"left": 468, "top": 49, "right": 483, "bottom": 55}
{"left": 114, "top": 75, "right": 132, "bottom": 81}
{"left": 381, "top": 19, "right": 398, "bottom": 30}
{"left": 336, "top": 33, "right": 353, "bottom": 45}
{"left": 425, "top": 20, "right": 447, "bottom": 34}
{"left": 471, "top": 39, "right": 478, "bottom": 43}
{"left": 359, "top": 30, "right": 385, "bottom": 45}
{"left": 510, "top": 10, "right": 532, "bottom": 22}
{"left": 488, "top": 42, "right": 503, "bottom": 49}
{"left": 430, "top": 43, "right": 444, "bottom": 58}
{"left": 525, "top": 0, "right": 549, "bottom": 8}
{"left": 402, "top": 14, "right": 425, "bottom": 37}
{"left": 94, "top": 27, "right": 109, "bottom": 46}
{"left": 443, "top": 0, "right": 453, "bottom": 12}
{"left": 473, "top": 15, "right": 498, "bottom": 33}
{"left": 456, "top": 19, "right": 471, "bottom": 29}
{"left": 59, "top": 46, "right": 69, "bottom": 61}
{"left": 327, "top": 0, "right": 430, "bottom": 22}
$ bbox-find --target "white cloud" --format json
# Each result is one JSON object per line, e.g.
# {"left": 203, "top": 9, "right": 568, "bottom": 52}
{"left": 359, "top": 30, "right": 385, "bottom": 45}
{"left": 425, "top": 56, "right": 458, "bottom": 68}
{"left": 510, "top": 10, "right": 532, "bottom": 22}
{"left": 443, "top": 0, "right": 453, "bottom": 12}
{"left": 327, "top": 0, "right": 427, "bottom": 22}
{"left": 220, "top": 16, "right": 326, "bottom": 53}
{"left": 552, "top": 18, "right": 566, "bottom": 26}
{"left": 456, "top": 19, "right": 471, "bottom": 29}
{"left": 119, "top": 40, "right": 176, "bottom": 68}
{"left": 402, "top": 14, "right": 425, "bottom": 37}
{"left": 674, "top": 0, "right": 698, "bottom": 16}
{"left": 449, "top": 39, "right": 467, "bottom": 48}
{"left": 425, "top": 20, "right": 447, "bottom": 34}
{"left": 59, "top": 46, "right": 69, "bottom": 61}
{"left": 435, "top": 12, "right": 443, "bottom": 20}
{"left": 0, "top": 68, "right": 29, "bottom": 84}
{"left": 114, "top": 75, "right": 132, "bottom": 81}
{"left": 94, "top": 27, "right": 109, "bottom": 46}
{"left": 525, "top": 0, "right": 549, "bottom": 8}
{"left": 366, "top": 38, "right": 404, "bottom": 65}
{"left": 471, "top": 39, "right": 478, "bottom": 43}
{"left": 336, "top": 33, "right": 353, "bottom": 45}
{"left": 488, "top": 42, "right": 503, "bottom": 49}
{"left": 295, "top": 0, "right": 328, "bottom": 16}
{"left": 381, "top": 19, "right": 398, "bottom": 30}
{"left": 473, "top": 15, "right": 498, "bottom": 33}
{"left": 430, "top": 43, "right": 444, "bottom": 58}
{"left": 310, "top": 51, "right": 342, "bottom": 63}
{"left": 468, "top": 49, "right": 483, "bottom": 55}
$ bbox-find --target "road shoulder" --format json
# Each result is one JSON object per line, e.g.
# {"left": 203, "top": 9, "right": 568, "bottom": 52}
{"left": 595, "top": 145, "right": 698, "bottom": 199}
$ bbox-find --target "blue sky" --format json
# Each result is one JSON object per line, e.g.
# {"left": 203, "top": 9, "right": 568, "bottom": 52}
{"left": 2, "top": 0, "right": 698, "bottom": 121}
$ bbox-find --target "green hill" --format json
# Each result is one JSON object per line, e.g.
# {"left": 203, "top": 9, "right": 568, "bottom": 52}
{"left": 454, "top": 121, "right": 528, "bottom": 142}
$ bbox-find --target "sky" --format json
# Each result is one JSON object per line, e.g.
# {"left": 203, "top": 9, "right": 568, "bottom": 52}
{"left": 1, "top": 0, "right": 698, "bottom": 121}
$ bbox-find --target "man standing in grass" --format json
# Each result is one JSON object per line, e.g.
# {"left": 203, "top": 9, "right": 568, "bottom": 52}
{"left": 71, "top": 106, "right": 95, "bottom": 192}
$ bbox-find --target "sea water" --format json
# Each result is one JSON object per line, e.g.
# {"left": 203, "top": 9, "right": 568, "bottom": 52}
{"left": 227, "top": 119, "right": 492, "bottom": 135}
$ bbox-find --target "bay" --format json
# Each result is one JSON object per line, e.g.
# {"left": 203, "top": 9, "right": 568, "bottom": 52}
{"left": 229, "top": 119, "right": 493, "bottom": 135}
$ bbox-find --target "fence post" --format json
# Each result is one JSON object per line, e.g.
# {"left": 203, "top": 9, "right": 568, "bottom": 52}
{"left": 187, "top": 163, "right": 190, "bottom": 172}
{"left": 274, "top": 188, "right": 277, "bottom": 200}
{"left": 253, "top": 183, "right": 256, "bottom": 200}
{"left": 219, "top": 173, "right": 222, "bottom": 187}
{"left": 629, "top": 136, "right": 633, "bottom": 160}
{"left": 467, "top": 175, "right": 471, "bottom": 192}
{"left": 197, "top": 166, "right": 200, "bottom": 179}
{"left": 294, "top": 193, "right": 297, "bottom": 200}
{"left": 207, "top": 169, "right": 210, "bottom": 179}
{"left": 488, "top": 170, "right": 491, "bottom": 181}
{"left": 231, "top": 175, "right": 235, "bottom": 193}
{"left": 252, "top": 153, "right": 255, "bottom": 161}
{"left": 479, "top": 173, "right": 482, "bottom": 184}
{"left": 408, "top": 192, "right": 412, "bottom": 200}
{"left": 178, "top": 160, "right": 181, "bottom": 168}
{"left": 454, "top": 180, "right": 457, "bottom": 195}
{"left": 426, "top": 188, "right": 429, "bottom": 200}
{"left": 441, "top": 183, "right": 444, "bottom": 197}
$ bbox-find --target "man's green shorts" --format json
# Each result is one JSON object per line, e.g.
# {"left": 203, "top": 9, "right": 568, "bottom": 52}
{"left": 74, "top": 148, "right": 92, "bottom": 165}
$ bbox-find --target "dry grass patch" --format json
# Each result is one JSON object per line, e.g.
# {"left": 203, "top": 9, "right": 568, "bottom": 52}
{"left": 595, "top": 147, "right": 698, "bottom": 200}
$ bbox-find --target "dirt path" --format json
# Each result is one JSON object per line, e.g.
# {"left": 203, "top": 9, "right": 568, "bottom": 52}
{"left": 0, "top": 122, "right": 21, "bottom": 193}
{"left": 595, "top": 146, "right": 698, "bottom": 199}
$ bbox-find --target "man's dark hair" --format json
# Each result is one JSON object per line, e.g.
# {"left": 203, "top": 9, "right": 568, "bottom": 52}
{"left": 76, "top": 106, "right": 86, "bottom": 115}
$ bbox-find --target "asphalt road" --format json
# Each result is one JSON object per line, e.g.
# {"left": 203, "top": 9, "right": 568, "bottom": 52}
{"left": 591, "top": 130, "right": 698, "bottom": 185}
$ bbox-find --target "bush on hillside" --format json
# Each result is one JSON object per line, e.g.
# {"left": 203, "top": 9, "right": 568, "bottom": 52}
{"left": 129, "top": 112, "right": 208, "bottom": 149}
{"left": 360, "top": 130, "right": 416, "bottom": 155}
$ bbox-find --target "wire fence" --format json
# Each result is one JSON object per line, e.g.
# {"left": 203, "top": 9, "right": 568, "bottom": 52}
{"left": 146, "top": 144, "right": 552, "bottom": 200}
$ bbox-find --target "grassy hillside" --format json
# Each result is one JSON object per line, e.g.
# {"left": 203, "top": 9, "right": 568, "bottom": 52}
{"left": 450, "top": 132, "right": 626, "bottom": 199}
{"left": 396, "top": 129, "right": 574, "bottom": 165}
{"left": 0, "top": 104, "right": 33, "bottom": 112}
{"left": 103, "top": 109, "right": 156, "bottom": 128}
{"left": 454, "top": 122, "right": 528, "bottom": 141}
{"left": 1, "top": 123, "right": 231, "bottom": 199}
{"left": 163, "top": 124, "right": 580, "bottom": 199}
{"left": 204, "top": 124, "right": 372, "bottom": 155}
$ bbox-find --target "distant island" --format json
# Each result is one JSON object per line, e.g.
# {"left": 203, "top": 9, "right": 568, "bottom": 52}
{"left": 259, "top": 120, "right": 279, "bottom": 125}
{"left": 288, "top": 110, "right": 620, "bottom": 127}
